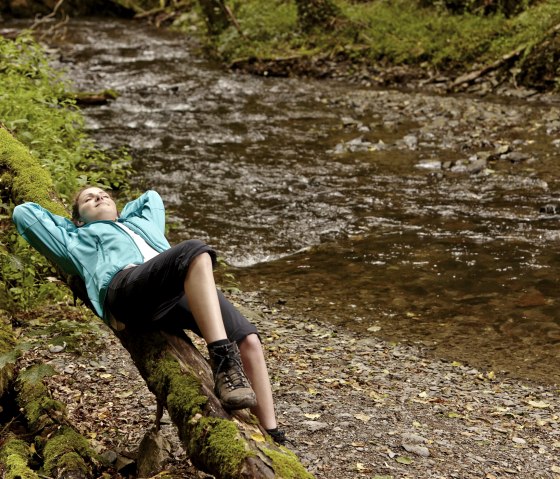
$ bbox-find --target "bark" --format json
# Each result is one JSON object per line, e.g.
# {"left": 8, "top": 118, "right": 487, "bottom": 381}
{"left": 295, "top": 0, "right": 341, "bottom": 33}
{"left": 70, "top": 90, "right": 118, "bottom": 106}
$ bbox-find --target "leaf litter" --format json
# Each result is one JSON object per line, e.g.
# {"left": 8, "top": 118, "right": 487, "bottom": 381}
{"left": 14, "top": 292, "right": 560, "bottom": 479}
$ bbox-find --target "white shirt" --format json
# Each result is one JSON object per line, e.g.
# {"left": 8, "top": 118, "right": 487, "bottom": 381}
{"left": 116, "top": 222, "right": 159, "bottom": 263}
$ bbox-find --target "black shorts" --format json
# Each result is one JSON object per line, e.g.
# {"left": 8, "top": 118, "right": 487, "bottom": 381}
{"left": 105, "top": 239, "right": 258, "bottom": 343}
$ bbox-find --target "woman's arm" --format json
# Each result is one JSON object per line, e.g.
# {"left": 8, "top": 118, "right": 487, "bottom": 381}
{"left": 120, "top": 190, "right": 166, "bottom": 234}
{"left": 12, "top": 203, "right": 80, "bottom": 275}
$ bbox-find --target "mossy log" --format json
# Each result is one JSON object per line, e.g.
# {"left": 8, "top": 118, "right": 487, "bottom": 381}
{"left": 115, "top": 325, "right": 313, "bottom": 479}
{"left": 1, "top": 120, "right": 314, "bottom": 478}
{"left": 0, "top": 311, "right": 17, "bottom": 400}
{"left": 0, "top": 435, "right": 40, "bottom": 479}
{"left": 15, "top": 364, "right": 101, "bottom": 478}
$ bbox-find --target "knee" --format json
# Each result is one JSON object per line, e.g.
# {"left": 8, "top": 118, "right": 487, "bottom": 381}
{"left": 239, "top": 333, "right": 263, "bottom": 357}
{"left": 191, "top": 251, "right": 213, "bottom": 268}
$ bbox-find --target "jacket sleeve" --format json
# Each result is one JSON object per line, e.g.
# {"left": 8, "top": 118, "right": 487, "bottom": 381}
{"left": 12, "top": 203, "right": 80, "bottom": 275}
{"left": 120, "top": 190, "right": 166, "bottom": 234}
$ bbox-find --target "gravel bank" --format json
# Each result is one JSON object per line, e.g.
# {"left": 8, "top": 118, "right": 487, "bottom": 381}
{"left": 25, "top": 290, "right": 560, "bottom": 479}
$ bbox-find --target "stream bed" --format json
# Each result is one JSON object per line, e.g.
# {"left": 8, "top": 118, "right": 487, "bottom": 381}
{"left": 4, "top": 18, "right": 560, "bottom": 384}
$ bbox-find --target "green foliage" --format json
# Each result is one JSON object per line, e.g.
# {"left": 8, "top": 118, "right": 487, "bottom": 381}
{"left": 191, "top": 0, "right": 560, "bottom": 72}
{"left": 0, "top": 32, "right": 135, "bottom": 312}
{"left": 205, "top": 0, "right": 300, "bottom": 59}
{"left": 0, "top": 32, "right": 133, "bottom": 202}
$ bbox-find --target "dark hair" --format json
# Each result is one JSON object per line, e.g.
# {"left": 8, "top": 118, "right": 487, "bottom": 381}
{"left": 71, "top": 186, "right": 113, "bottom": 226}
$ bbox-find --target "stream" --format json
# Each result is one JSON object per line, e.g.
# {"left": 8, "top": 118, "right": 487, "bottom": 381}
{"left": 4, "top": 18, "right": 560, "bottom": 384}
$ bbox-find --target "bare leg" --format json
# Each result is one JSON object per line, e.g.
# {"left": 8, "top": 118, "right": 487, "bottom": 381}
{"left": 239, "top": 334, "right": 278, "bottom": 430}
{"left": 184, "top": 253, "right": 227, "bottom": 343}
{"left": 185, "top": 252, "right": 256, "bottom": 410}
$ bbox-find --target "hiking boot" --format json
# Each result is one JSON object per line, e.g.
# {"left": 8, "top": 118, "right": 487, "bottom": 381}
{"left": 208, "top": 341, "right": 257, "bottom": 410}
{"left": 266, "top": 428, "right": 291, "bottom": 446}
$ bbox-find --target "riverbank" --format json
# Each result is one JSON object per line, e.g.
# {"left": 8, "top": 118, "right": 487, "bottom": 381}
{"left": 18, "top": 289, "right": 559, "bottom": 478}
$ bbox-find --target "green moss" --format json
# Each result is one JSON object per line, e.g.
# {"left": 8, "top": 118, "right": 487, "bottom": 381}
{"left": 42, "top": 427, "right": 95, "bottom": 476}
{"left": 188, "top": 416, "right": 250, "bottom": 478}
{"left": 150, "top": 354, "right": 208, "bottom": 416}
{"left": 264, "top": 446, "right": 315, "bottom": 479}
{"left": 16, "top": 364, "right": 65, "bottom": 429}
{"left": 0, "top": 312, "right": 16, "bottom": 354}
{"left": 0, "top": 436, "right": 39, "bottom": 479}
{"left": 0, "top": 127, "right": 64, "bottom": 216}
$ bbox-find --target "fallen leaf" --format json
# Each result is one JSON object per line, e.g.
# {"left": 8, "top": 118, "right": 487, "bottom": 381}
{"left": 551, "top": 465, "right": 560, "bottom": 474}
{"left": 395, "top": 456, "right": 413, "bottom": 465}
{"left": 251, "top": 433, "right": 265, "bottom": 443}
{"left": 418, "top": 391, "right": 428, "bottom": 398}
{"left": 304, "top": 413, "right": 321, "bottom": 419}
{"left": 354, "top": 413, "right": 371, "bottom": 423}
{"left": 527, "top": 400, "right": 550, "bottom": 409}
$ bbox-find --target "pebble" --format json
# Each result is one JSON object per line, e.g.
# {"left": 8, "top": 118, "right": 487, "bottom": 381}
{"left": 302, "top": 420, "right": 329, "bottom": 432}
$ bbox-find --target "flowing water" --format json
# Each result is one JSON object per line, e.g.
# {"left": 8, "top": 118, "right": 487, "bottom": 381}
{"left": 4, "top": 18, "right": 560, "bottom": 383}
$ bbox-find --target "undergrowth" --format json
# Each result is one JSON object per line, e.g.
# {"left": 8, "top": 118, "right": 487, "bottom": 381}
{"left": 172, "top": 0, "right": 560, "bottom": 73}
{"left": 0, "top": 32, "right": 133, "bottom": 311}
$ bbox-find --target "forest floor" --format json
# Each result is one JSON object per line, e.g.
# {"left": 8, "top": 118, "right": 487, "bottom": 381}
{"left": 18, "top": 288, "right": 560, "bottom": 479}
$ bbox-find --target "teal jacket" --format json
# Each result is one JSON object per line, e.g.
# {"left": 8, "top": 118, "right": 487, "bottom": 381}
{"left": 12, "top": 190, "right": 170, "bottom": 320}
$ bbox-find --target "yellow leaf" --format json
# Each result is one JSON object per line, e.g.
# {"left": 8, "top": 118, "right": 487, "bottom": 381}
{"left": 418, "top": 391, "right": 428, "bottom": 398}
{"left": 451, "top": 361, "right": 462, "bottom": 367}
{"left": 354, "top": 413, "right": 371, "bottom": 423}
{"left": 356, "top": 463, "right": 366, "bottom": 471}
{"left": 486, "top": 371, "right": 495, "bottom": 380}
{"left": 251, "top": 433, "right": 265, "bottom": 443}
{"left": 527, "top": 400, "right": 550, "bottom": 409}
{"left": 304, "top": 413, "right": 321, "bottom": 419}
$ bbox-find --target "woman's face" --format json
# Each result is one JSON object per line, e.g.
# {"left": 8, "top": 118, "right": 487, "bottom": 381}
{"left": 76, "top": 187, "right": 118, "bottom": 225}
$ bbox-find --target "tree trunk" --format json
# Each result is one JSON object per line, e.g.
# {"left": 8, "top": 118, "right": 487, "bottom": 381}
{"left": 114, "top": 325, "right": 313, "bottom": 478}
{"left": 198, "top": 0, "right": 230, "bottom": 36}
{"left": 295, "top": 0, "right": 341, "bottom": 33}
